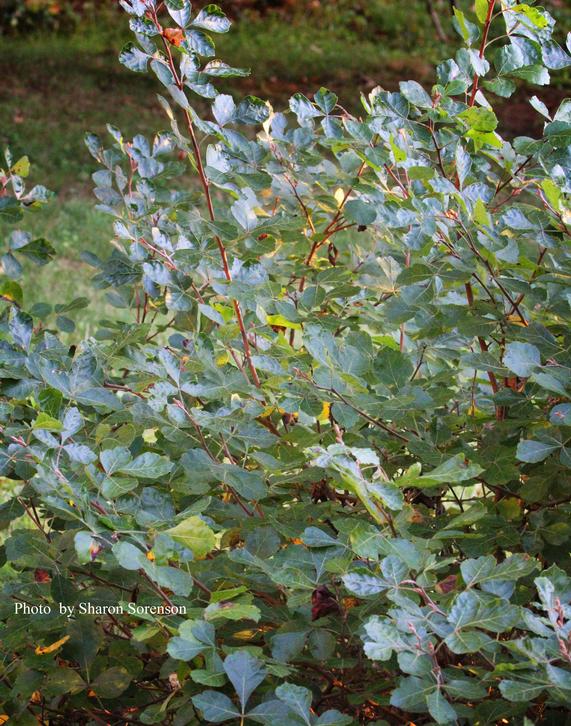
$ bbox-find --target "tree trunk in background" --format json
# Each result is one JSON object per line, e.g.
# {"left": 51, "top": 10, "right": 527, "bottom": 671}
{"left": 425, "top": 0, "right": 449, "bottom": 41}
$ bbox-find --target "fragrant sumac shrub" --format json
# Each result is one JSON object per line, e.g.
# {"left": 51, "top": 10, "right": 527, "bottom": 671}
{"left": 1, "top": 1, "right": 571, "bottom": 724}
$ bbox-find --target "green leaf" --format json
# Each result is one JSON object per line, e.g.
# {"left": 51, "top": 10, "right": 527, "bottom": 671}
{"left": 204, "top": 600, "right": 261, "bottom": 622}
{"left": 512, "top": 4, "right": 550, "bottom": 30}
{"left": 445, "top": 629, "right": 492, "bottom": 654}
{"left": 113, "top": 542, "right": 147, "bottom": 570}
{"left": 550, "top": 404, "right": 571, "bottom": 426}
{"left": 290, "top": 93, "right": 322, "bottom": 124}
{"left": 516, "top": 439, "right": 560, "bottom": 463}
{"left": 165, "top": 515, "right": 216, "bottom": 557}
{"left": 275, "top": 683, "right": 312, "bottom": 725}
{"left": 316, "top": 711, "right": 353, "bottom": 726}
{"left": 344, "top": 199, "right": 376, "bottom": 225}
{"left": 444, "top": 502, "right": 487, "bottom": 530}
{"left": 192, "top": 691, "right": 241, "bottom": 722}
{"left": 427, "top": 690, "right": 458, "bottom": 724}
{"left": 448, "top": 591, "right": 520, "bottom": 632}
{"left": 223, "top": 651, "right": 267, "bottom": 711}
{"left": 204, "top": 60, "right": 249, "bottom": 78}
{"left": 504, "top": 342, "right": 541, "bottom": 377}
{"left": 101, "top": 447, "right": 132, "bottom": 475}
{"left": 390, "top": 676, "right": 433, "bottom": 710}
{"left": 184, "top": 29, "right": 216, "bottom": 57}
{"left": 119, "top": 42, "right": 150, "bottom": 72}
{"left": 9, "top": 308, "right": 32, "bottom": 350}
{"left": 512, "top": 65, "right": 550, "bottom": 85}
{"left": 400, "top": 454, "right": 483, "bottom": 488}
{"left": 499, "top": 680, "right": 547, "bottom": 702}
{"left": 314, "top": 87, "right": 338, "bottom": 115}
{"left": 399, "top": 80, "right": 432, "bottom": 108}
{"left": 45, "top": 668, "right": 86, "bottom": 696}
{"left": 166, "top": 0, "right": 192, "bottom": 27}
{"left": 118, "top": 452, "right": 174, "bottom": 479}
{"left": 193, "top": 5, "right": 231, "bottom": 33}
{"left": 212, "top": 94, "right": 236, "bottom": 126}
{"left": 235, "top": 95, "right": 270, "bottom": 124}
{"left": 271, "top": 631, "right": 307, "bottom": 662}
{"left": 452, "top": 8, "right": 479, "bottom": 44}
{"left": 91, "top": 667, "right": 132, "bottom": 698}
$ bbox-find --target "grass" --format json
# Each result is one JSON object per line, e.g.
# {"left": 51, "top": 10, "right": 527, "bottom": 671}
{"left": 5, "top": 200, "right": 117, "bottom": 337}
{"left": 1, "top": 2, "right": 569, "bottom": 334}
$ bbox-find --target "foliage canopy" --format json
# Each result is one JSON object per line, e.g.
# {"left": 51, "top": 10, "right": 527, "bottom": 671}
{"left": 1, "top": 1, "right": 571, "bottom": 723}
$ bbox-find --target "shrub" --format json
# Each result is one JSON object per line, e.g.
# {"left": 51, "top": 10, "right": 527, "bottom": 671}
{"left": 0, "top": 1, "right": 79, "bottom": 35}
{"left": 1, "top": 1, "right": 571, "bottom": 723}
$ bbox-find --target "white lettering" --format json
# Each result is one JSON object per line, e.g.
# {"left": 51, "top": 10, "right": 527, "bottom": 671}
{"left": 13, "top": 602, "right": 52, "bottom": 615}
{"left": 59, "top": 604, "right": 75, "bottom": 619}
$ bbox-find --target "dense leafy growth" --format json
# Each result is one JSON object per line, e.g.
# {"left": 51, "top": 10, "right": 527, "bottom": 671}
{"left": 1, "top": 1, "right": 571, "bottom": 723}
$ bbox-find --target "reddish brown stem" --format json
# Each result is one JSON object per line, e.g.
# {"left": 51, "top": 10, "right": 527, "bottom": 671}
{"left": 153, "top": 11, "right": 260, "bottom": 388}
{"left": 298, "top": 159, "right": 367, "bottom": 292}
{"left": 465, "top": 283, "right": 499, "bottom": 396}
{"left": 465, "top": 282, "right": 505, "bottom": 420}
{"left": 384, "top": 164, "right": 409, "bottom": 198}
{"left": 468, "top": 0, "right": 496, "bottom": 107}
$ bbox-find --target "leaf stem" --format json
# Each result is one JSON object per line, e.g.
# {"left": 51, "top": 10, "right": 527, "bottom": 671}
{"left": 468, "top": 0, "right": 496, "bottom": 108}
{"left": 152, "top": 9, "right": 261, "bottom": 388}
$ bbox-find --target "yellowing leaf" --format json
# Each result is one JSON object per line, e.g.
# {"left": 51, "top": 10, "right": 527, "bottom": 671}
{"left": 506, "top": 313, "right": 527, "bottom": 327}
{"left": 473, "top": 198, "right": 491, "bottom": 227}
{"left": 146, "top": 550, "right": 156, "bottom": 561}
{"left": 260, "top": 405, "right": 287, "bottom": 418}
{"left": 232, "top": 628, "right": 258, "bottom": 640}
{"left": 541, "top": 178, "right": 561, "bottom": 211}
{"left": 33, "top": 412, "right": 63, "bottom": 432}
{"left": 334, "top": 187, "right": 345, "bottom": 207}
{"left": 497, "top": 497, "right": 522, "bottom": 521}
{"left": 389, "top": 133, "right": 406, "bottom": 162}
{"left": 163, "top": 27, "right": 185, "bottom": 46}
{"left": 466, "top": 129, "right": 502, "bottom": 151}
{"left": 35, "top": 635, "right": 70, "bottom": 655}
{"left": 11, "top": 156, "right": 30, "bottom": 178}
{"left": 166, "top": 516, "right": 216, "bottom": 558}
{"left": 0, "top": 278, "right": 23, "bottom": 306}
{"left": 142, "top": 428, "right": 158, "bottom": 443}
{"left": 0, "top": 715, "right": 9, "bottom": 724}
{"left": 266, "top": 314, "right": 302, "bottom": 330}
{"left": 475, "top": 0, "right": 489, "bottom": 24}
{"left": 215, "top": 351, "right": 230, "bottom": 366}
{"left": 212, "top": 303, "right": 234, "bottom": 322}
{"left": 317, "top": 402, "right": 331, "bottom": 423}
{"left": 512, "top": 4, "right": 549, "bottom": 29}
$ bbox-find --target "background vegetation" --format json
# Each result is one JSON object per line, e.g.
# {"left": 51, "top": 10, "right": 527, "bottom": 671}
{"left": 0, "top": 0, "right": 569, "bottom": 333}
